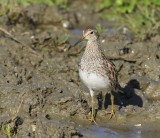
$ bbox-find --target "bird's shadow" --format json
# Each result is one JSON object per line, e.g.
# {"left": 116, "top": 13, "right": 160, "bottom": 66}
{"left": 97, "top": 79, "right": 143, "bottom": 110}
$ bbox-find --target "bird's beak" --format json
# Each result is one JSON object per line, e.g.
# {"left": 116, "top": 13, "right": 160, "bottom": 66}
{"left": 74, "top": 36, "right": 85, "bottom": 46}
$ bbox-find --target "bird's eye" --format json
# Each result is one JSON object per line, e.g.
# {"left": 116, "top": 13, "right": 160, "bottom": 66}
{"left": 90, "top": 31, "right": 93, "bottom": 34}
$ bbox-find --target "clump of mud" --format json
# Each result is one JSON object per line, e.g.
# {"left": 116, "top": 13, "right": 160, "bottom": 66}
{"left": 0, "top": 3, "right": 160, "bottom": 138}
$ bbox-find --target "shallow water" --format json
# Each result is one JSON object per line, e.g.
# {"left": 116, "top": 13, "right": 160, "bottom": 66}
{"left": 81, "top": 125, "right": 120, "bottom": 138}
{"left": 69, "top": 28, "right": 133, "bottom": 46}
{"left": 45, "top": 116, "right": 160, "bottom": 138}
{"left": 69, "top": 29, "right": 83, "bottom": 45}
{"left": 80, "top": 125, "right": 160, "bottom": 138}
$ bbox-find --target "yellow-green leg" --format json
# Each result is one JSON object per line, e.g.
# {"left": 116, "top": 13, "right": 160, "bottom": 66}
{"left": 89, "top": 89, "right": 97, "bottom": 124}
{"left": 107, "top": 92, "right": 116, "bottom": 119}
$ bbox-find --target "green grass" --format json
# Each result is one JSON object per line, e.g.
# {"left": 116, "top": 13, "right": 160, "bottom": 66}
{"left": 0, "top": 95, "right": 24, "bottom": 138}
{"left": 1, "top": 124, "right": 11, "bottom": 138}
{"left": 0, "top": 0, "right": 70, "bottom": 11}
{"left": 96, "top": 24, "right": 105, "bottom": 35}
{"left": 1, "top": 0, "right": 68, "bottom": 5}
{"left": 17, "top": 0, "right": 70, "bottom": 9}
{"left": 99, "top": 0, "right": 160, "bottom": 39}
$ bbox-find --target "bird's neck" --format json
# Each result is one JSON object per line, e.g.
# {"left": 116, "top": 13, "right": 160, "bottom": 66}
{"left": 87, "top": 38, "right": 99, "bottom": 46}
{"left": 80, "top": 38, "right": 105, "bottom": 71}
{"left": 84, "top": 38, "right": 103, "bottom": 56}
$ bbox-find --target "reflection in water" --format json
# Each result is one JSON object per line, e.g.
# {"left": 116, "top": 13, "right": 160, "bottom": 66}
{"left": 81, "top": 125, "right": 160, "bottom": 138}
{"left": 80, "top": 125, "right": 144, "bottom": 138}
{"left": 81, "top": 125, "right": 119, "bottom": 138}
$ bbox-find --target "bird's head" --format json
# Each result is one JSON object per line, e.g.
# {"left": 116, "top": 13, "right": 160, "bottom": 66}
{"left": 83, "top": 28, "right": 99, "bottom": 41}
{"left": 74, "top": 27, "right": 99, "bottom": 46}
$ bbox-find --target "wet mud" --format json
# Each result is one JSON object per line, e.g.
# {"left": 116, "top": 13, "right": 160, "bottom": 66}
{"left": 0, "top": 3, "right": 160, "bottom": 138}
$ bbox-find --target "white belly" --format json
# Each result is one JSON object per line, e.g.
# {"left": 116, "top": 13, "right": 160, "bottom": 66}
{"left": 79, "top": 69, "right": 110, "bottom": 90}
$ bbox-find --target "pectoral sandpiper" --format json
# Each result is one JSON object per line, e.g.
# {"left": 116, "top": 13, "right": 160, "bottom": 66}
{"left": 75, "top": 27, "right": 122, "bottom": 124}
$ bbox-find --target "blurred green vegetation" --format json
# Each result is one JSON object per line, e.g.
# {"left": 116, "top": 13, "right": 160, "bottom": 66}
{"left": 96, "top": 24, "right": 106, "bottom": 35}
{"left": 99, "top": 0, "right": 160, "bottom": 39}
{"left": 0, "top": 0, "right": 160, "bottom": 39}
{"left": 0, "top": 0, "right": 70, "bottom": 10}
{"left": 16, "top": 0, "right": 69, "bottom": 7}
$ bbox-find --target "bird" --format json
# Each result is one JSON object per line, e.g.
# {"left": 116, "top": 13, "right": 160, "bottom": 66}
{"left": 75, "top": 27, "right": 122, "bottom": 124}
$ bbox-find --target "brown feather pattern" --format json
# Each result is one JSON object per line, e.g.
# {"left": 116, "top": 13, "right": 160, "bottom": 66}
{"left": 79, "top": 29, "right": 119, "bottom": 91}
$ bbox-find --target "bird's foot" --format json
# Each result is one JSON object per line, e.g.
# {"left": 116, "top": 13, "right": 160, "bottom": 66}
{"left": 106, "top": 109, "right": 116, "bottom": 120}
{"left": 88, "top": 115, "right": 97, "bottom": 125}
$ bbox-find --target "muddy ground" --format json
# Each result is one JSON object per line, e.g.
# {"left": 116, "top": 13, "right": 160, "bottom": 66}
{"left": 0, "top": 3, "right": 160, "bottom": 138}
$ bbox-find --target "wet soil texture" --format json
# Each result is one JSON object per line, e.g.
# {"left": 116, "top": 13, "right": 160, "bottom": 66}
{"left": 0, "top": 3, "right": 160, "bottom": 138}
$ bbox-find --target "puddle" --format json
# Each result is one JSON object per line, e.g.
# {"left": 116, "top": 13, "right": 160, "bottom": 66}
{"left": 80, "top": 125, "right": 160, "bottom": 138}
{"left": 69, "top": 29, "right": 83, "bottom": 46}
{"left": 37, "top": 116, "right": 160, "bottom": 138}
{"left": 80, "top": 125, "right": 119, "bottom": 138}
{"left": 69, "top": 28, "right": 133, "bottom": 47}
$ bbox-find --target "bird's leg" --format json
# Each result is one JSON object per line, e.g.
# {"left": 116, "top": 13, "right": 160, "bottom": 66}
{"left": 107, "top": 92, "right": 116, "bottom": 119}
{"left": 101, "top": 91, "right": 106, "bottom": 110}
{"left": 89, "top": 89, "right": 97, "bottom": 124}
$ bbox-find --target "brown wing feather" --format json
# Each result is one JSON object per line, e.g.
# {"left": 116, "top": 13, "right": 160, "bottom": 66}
{"left": 103, "top": 56, "right": 119, "bottom": 90}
